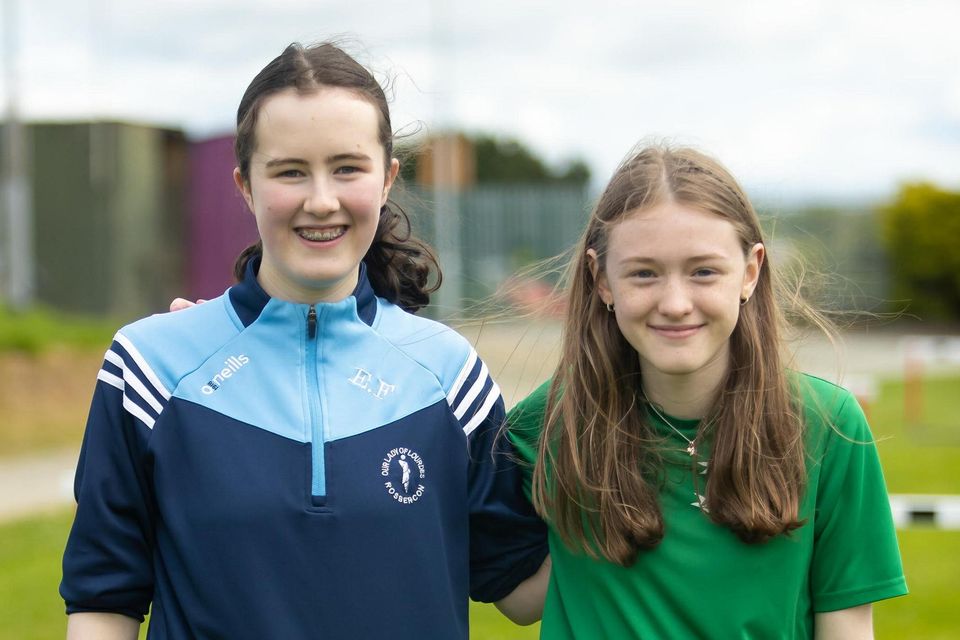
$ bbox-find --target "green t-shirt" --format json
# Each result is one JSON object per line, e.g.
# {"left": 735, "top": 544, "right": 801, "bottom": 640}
{"left": 508, "top": 373, "right": 907, "bottom": 639}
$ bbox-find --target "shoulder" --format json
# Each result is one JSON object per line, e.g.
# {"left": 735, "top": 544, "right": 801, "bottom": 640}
{"left": 373, "top": 301, "right": 471, "bottom": 352}
{"left": 372, "top": 301, "right": 478, "bottom": 389}
{"left": 120, "top": 292, "right": 236, "bottom": 343}
{"left": 509, "top": 379, "right": 553, "bottom": 421}
{"left": 792, "top": 371, "right": 874, "bottom": 449}
{"left": 112, "top": 293, "right": 240, "bottom": 393}
{"left": 507, "top": 379, "right": 553, "bottom": 443}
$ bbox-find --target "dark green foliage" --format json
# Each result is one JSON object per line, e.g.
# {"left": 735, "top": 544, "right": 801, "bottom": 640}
{"left": 472, "top": 135, "right": 551, "bottom": 183}
{"left": 0, "top": 306, "right": 116, "bottom": 354}
{"left": 554, "top": 158, "right": 591, "bottom": 185}
{"left": 473, "top": 134, "right": 590, "bottom": 185}
{"left": 878, "top": 183, "right": 960, "bottom": 320}
{"left": 397, "top": 134, "right": 591, "bottom": 185}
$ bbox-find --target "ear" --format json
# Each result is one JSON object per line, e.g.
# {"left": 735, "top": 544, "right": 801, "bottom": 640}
{"left": 741, "top": 243, "right": 765, "bottom": 300}
{"left": 586, "top": 248, "right": 614, "bottom": 307}
{"left": 234, "top": 167, "right": 254, "bottom": 214}
{"left": 381, "top": 158, "right": 400, "bottom": 207}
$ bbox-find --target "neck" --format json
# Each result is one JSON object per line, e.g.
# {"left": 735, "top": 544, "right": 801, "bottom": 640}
{"left": 640, "top": 353, "right": 729, "bottom": 419}
{"left": 257, "top": 259, "right": 359, "bottom": 305}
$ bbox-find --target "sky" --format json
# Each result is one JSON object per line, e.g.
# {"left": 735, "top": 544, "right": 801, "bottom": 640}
{"left": 3, "top": 0, "right": 959, "bottom": 203}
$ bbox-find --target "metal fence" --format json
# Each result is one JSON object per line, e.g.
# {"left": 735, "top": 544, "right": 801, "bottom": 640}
{"left": 760, "top": 206, "right": 892, "bottom": 313}
{"left": 396, "top": 184, "right": 592, "bottom": 311}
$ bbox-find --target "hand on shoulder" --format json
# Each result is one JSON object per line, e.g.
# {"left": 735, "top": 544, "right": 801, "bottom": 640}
{"left": 169, "top": 298, "right": 206, "bottom": 312}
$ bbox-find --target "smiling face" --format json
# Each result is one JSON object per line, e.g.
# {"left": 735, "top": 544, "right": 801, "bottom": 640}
{"left": 590, "top": 201, "right": 764, "bottom": 394}
{"left": 235, "top": 87, "right": 399, "bottom": 303}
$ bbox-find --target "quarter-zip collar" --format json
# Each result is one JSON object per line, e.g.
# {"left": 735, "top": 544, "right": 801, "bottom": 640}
{"left": 229, "top": 255, "right": 378, "bottom": 328}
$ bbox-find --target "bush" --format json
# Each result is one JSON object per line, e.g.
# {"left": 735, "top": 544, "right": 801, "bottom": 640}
{"left": 0, "top": 306, "right": 116, "bottom": 354}
{"left": 878, "top": 183, "right": 960, "bottom": 320}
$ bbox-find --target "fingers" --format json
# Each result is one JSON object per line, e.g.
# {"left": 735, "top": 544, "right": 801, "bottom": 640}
{"left": 170, "top": 298, "right": 206, "bottom": 312}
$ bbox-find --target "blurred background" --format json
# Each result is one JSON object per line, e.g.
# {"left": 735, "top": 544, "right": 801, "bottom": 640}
{"left": 1, "top": 1, "right": 958, "bottom": 638}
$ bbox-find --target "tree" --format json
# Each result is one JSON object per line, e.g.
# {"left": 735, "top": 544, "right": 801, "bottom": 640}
{"left": 555, "top": 158, "right": 591, "bottom": 185}
{"left": 878, "top": 182, "right": 960, "bottom": 320}
{"left": 472, "top": 135, "right": 549, "bottom": 183}
{"left": 472, "top": 135, "right": 590, "bottom": 185}
{"left": 398, "top": 133, "right": 590, "bottom": 186}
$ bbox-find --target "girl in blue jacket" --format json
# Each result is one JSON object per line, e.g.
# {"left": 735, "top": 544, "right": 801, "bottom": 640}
{"left": 61, "top": 41, "right": 548, "bottom": 640}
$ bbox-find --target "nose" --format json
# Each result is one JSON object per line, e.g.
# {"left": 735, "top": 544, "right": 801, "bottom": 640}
{"left": 657, "top": 279, "right": 694, "bottom": 318}
{"left": 303, "top": 177, "right": 339, "bottom": 216}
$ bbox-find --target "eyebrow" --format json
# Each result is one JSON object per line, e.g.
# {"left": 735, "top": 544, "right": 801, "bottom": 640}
{"left": 263, "top": 152, "right": 373, "bottom": 168}
{"left": 620, "top": 253, "right": 731, "bottom": 264}
{"left": 328, "top": 152, "right": 373, "bottom": 163}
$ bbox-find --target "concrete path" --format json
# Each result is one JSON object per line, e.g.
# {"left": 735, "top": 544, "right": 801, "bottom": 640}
{"left": 0, "top": 447, "right": 78, "bottom": 522}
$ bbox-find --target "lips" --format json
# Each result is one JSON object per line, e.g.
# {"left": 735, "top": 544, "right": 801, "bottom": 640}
{"left": 296, "top": 226, "right": 346, "bottom": 242}
{"left": 650, "top": 324, "right": 703, "bottom": 339}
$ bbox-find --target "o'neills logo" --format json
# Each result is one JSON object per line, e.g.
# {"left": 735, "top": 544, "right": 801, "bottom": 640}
{"left": 381, "top": 447, "right": 426, "bottom": 505}
{"left": 200, "top": 355, "right": 250, "bottom": 395}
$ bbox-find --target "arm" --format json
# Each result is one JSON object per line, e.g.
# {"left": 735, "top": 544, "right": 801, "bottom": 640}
{"left": 495, "top": 555, "right": 551, "bottom": 625}
{"left": 814, "top": 604, "right": 873, "bottom": 640}
{"left": 452, "top": 350, "right": 549, "bottom": 610}
{"left": 61, "top": 336, "right": 159, "bottom": 625}
{"left": 807, "top": 383, "right": 907, "bottom": 616}
{"left": 66, "top": 612, "right": 139, "bottom": 640}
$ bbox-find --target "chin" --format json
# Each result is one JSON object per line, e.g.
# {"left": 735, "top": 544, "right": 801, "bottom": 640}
{"left": 639, "top": 354, "right": 708, "bottom": 377}
{"left": 655, "top": 365, "right": 703, "bottom": 377}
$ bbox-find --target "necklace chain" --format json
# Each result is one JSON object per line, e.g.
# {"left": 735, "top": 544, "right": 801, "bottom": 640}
{"left": 640, "top": 390, "right": 710, "bottom": 512}
{"left": 642, "top": 394, "right": 698, "bottom": 457}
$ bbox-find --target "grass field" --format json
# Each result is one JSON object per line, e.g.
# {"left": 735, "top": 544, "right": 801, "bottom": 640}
{"left": 1, "top": 323, "right": 958, "bottom": 638}
{"left": 2, "top": 510, "right": 956, "bottom": 639}
{"left": 0, "top": 509, "right": 541, "bottom": 640}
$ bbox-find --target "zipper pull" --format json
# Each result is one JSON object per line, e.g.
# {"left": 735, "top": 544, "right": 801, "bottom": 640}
{"left": 307, "top": 305, "right": 317, "bottom": 339}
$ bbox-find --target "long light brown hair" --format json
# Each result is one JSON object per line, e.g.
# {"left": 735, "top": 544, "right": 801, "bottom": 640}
{"left": 532, "top": 145, "right": 811, "bottom": 566}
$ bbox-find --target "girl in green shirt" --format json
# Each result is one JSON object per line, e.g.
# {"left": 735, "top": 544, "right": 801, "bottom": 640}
{"left": 507, "top": 144, "right": 907, "bottom": 638}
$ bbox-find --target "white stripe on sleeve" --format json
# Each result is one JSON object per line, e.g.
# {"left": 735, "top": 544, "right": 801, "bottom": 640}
{"left": 453, "top": 360, "right": 490, "bottom": 420}
{"left": 104, "top": 349, "right": 124, "bottom": 369}
{"left": 446, "top": 350, "right": 478, "bottom": 406}
{"left": 461, "top": 382, "right": 502, "bottom": 436}
{"left": 122, "top": 393, "right": 156, "bottom": 429}
{"left": 114, "top": 333, "right": 171, "bottom": 401}
{"left": 97, "top": 369, "right": 124, "bottom": 391}
{"left": 121, "top": 365, "right": 164, "bottom": 414}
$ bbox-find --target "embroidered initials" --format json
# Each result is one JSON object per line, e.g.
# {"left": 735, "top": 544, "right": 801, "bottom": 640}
{"left": 348, "top": 367, "right": 396, "bottom": 400}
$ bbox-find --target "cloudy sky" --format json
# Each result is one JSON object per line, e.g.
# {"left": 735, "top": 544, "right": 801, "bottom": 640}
{"left": 4, "top": 0, "right": 959, "bottom": 202}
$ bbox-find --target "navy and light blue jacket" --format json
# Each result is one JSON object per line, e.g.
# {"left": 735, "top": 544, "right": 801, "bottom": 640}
{"left": 61, "top": 260, "right": 548, "bottom": 639}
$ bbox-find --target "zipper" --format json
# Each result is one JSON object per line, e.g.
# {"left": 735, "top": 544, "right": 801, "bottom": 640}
{"left": 305, "top": 304, "right": 326, "bottom": 505}
{"left": 307, "top": 305, "right": 317, "bottom": 339}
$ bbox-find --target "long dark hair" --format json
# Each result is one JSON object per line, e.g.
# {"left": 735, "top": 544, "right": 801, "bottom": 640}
{"left": 232, "top": 42, "right": 440, "bottom": 312}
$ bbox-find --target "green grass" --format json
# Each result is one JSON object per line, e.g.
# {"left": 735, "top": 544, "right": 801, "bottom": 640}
{"left": 0, "top": 306, "right": 116, "bottom": 354}
{"left": 3, "top": 510, "right": 955, "bottom": 639}
{"left": 0, "top": 510, "right": 72, "bottom": 640}
{"left": 875, "top": 528, "right": 960, "bottom": 639}
{"left": 470, "top": 603, "right": 541, "bottom": 639}
{"left": 869, "top": 374, "right": 960, "bottom": 494}
{"left": 0, "top": 509, "right": 537, "bottom": 640}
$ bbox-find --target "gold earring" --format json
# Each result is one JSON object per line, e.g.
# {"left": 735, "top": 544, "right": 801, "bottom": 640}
{"left": 740, "top": 296, "right": 749, "bottom": 306}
